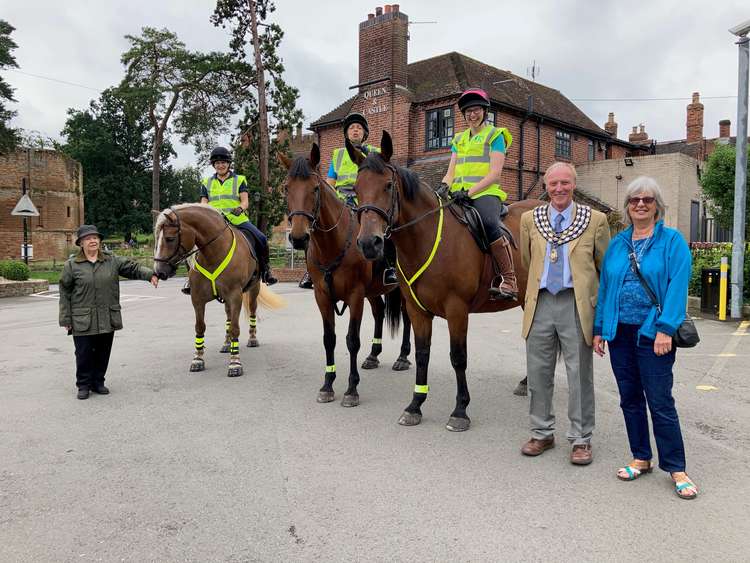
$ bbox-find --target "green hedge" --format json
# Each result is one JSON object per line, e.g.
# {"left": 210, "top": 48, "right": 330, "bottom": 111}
{"left": 0, "top": 260, "right": 31, "bottom": 281}
{"left": 690, "top": 243, "right": 750, "bottom": 302}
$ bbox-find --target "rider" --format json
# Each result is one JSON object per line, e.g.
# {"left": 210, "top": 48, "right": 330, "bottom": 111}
{"left": 441, "top": 88, "right": 518, "bottom": 300}
{"left": 181, "top": 146, "right": 277, "bottom": 295}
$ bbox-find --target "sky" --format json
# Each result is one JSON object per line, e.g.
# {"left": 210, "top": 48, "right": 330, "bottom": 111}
{"left": 3, "top": 0, "right": 749, "bottom": 169}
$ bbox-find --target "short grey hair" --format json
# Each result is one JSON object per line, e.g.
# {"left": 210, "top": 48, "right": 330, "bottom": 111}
{"left": 544, "top": 161, "right": 577, "bottom": 184}
{"left": 623, "top": 176, "right": 667, "bottom": 225}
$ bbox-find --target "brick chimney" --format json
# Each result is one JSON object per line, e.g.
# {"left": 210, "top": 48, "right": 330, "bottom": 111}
{"left": 604, "top": 112, "right": 618, "bottom": 138}
{"left": 686, "top": 92, "right": 704, "bottom": 143}
{"left": 719, "top": 119, "right": 731, "bottom": 138}
{"left": 628, "top": 124, "right": 650, "bottom": 144}
{"left": 359, "top": 5, "right": 409, "bottom": 90}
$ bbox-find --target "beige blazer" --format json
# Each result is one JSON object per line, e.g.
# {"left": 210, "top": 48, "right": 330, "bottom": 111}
{"left": 520, "top": 203, "right": 610, "bottom": 345}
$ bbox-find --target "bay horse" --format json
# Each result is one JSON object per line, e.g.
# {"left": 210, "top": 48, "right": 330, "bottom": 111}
{"left": 350, "top": 131, "right": 542, "bottom": 431}
{"left": 153, "top": 204, "right": 284, "bottom": 377}
{"left": 279, "top": 145, "right": 411, "bottom": 407}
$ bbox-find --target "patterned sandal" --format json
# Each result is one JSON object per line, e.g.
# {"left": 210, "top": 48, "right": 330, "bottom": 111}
{"left": 617, "top": 461, "right": 654, "bottom": 481}
{"left": 673, "top": 479, "right": 698, "bottom": 500}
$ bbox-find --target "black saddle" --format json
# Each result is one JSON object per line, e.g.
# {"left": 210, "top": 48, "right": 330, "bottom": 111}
{"left": 448, "top": 199, "right": 510, "bottom": 253}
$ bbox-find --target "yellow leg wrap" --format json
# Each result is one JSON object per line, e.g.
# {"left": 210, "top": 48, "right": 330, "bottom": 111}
{"left": 414, "top": 384, "right": 429, "bottom": 394}
{"left": 372, "top": 338, "right": 382, "bottom": 344}
{"left": 325, "top": 365, "right": 336, "bottom": 373}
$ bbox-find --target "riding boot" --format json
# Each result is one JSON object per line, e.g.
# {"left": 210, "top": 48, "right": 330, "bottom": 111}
{"left": 256, "top": 244, "right": 277, "bottom": 286}
{"left": 299, "top": 270, "right": 314, "bottom": 289}
{"left": 181, "top": 279, "right": 191, "bottom": 295}
{"left": 488, "top": 237, "right": 518, "bottom": 301}
{"left": 263, "top": 263, "right": 278, "bottom": 286}
{"left": 383, "top": 239, "right": 398, "bottom": 285}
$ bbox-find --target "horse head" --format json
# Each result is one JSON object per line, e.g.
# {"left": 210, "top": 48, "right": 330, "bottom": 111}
{"left": 153, "top": 207, "right": 198, "bottom": 280}
{"left": 279, "top": 144, "right": 322, "bottom": 251}
{"left": 349, "top": 131, "right": 399, "bottom": 261}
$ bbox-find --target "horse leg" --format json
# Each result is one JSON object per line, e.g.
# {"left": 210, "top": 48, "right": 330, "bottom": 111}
{"left": 398, "top": 311, "right": 432, "bottom": 426}
{"left": 190, "top": 299, "right": 207, "bottom": 372}
{"left": 445, "top": 304, "right": 471, "bottom": 432}
{"left": 342, "top": 294, "right": 364, "bottom": 407}
{"left": 226, "top": 293, "right": 243, "bottom": 377}
{"left": 392, "top": 304, "right": 412, "bottom": 371}
{"left": 220, "top": 305, "right": 231, "bottom": 353}
{"left": 246, "top": 291, "right": 259, "bottom": 348}
{"left": 315, "top": 290, "right": 336, "bottom": 403}
{"left": 361, "top": 295, "right": 384, "bottom": 370}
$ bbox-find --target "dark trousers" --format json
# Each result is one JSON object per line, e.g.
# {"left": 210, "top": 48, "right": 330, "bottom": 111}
{"left": 470, "top": 195, "right": 504, "bottom": 242}
{"left": 73, "top": 332, "right": 115, "bottom": 390}
{"left": 236, "top": 221, "right": 269, "bottom": 270}
{"left": 608, "top": 323, "right": 686, "bottom": 472}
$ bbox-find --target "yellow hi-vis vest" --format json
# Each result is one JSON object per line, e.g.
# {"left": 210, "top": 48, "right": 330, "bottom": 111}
{"left": 331, "top": 144, "right": 380, "bottom": 189}
{"left": 450, "top": 125, "right": 512, "bottom": 201}
{"left": 203, "top": 173, "right": 250, "bottom": 226}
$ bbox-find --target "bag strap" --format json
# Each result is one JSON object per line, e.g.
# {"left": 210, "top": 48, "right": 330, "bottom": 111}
{"left": 628, "top": 251, "right": 663, "bottom": 314}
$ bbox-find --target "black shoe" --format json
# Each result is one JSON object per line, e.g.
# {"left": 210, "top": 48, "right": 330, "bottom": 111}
{"left": 262, "top": 267, "right": 278, "bottom": 286}
{"left": 77, "top": 387, "right": 90, "bottom": 400}
{"left": 181, "top": 281, "right": 191, "bottom": 295}
{"left": 299, "top": 271, "right": 313, "bottom": 289}
{"left": 383, "top": 267, "right": 398, "bottom": 285}
{"left": 91, "top": 383, "right": 109, "bottom": 395}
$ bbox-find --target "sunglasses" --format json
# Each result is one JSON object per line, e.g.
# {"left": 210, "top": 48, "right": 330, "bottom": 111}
{"left": 628, "top": 196, "right": 655, "bottom": 206}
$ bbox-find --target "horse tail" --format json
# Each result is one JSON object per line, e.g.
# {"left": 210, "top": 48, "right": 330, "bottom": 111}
{"left": 256, "top": 283, "right": 287, "bottom": 310}
{"left": 384, "top": 287, "right": 402, "bottom": 338}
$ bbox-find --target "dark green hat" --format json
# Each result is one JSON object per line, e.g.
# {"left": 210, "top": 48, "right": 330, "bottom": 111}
{"left": 75, "top": 225, "right": 102, "bottom": 246}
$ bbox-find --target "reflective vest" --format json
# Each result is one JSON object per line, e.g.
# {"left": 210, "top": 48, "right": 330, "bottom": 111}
{"left": 332, "top": 144, "right": 380, "bottom": 189}
{"left": 203, "top": 173, "right": 250, "bottom": 226}
{"left": 450, "top": 125, "right": 512, "bottom": 201}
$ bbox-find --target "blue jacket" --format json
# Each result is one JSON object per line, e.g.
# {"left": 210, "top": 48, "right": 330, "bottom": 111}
{"left": 594, "top": 221, "right": 691, "bottom": 342}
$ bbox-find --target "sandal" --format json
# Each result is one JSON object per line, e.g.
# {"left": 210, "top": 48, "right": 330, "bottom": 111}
{"left": 672, "top": 474, "right": 698, "bottom": 500}
{"left": 617, "top": 461, "right": 654, "bottom": 481}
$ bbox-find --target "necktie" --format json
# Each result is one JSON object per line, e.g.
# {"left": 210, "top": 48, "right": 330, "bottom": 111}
{"left": 546, "top": 214, "right": 564, "bottom": 295}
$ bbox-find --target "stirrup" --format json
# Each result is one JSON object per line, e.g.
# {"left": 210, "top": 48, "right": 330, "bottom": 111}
{"left": 383, "top": 267, "right": 398, "bottom": 285}
{"left": 263, "top": 269, "right": 278, "bottom": 286}
{"left": 299, "top": 271, "right": 313, "bottom": 289}
{"left": 489, "top": 276, "right": 517, "bottom": 301}
{"left": 181, "top": 281, "right": 191, "bottom": 295}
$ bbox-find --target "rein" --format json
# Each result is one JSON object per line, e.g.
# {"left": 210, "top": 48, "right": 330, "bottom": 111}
{"left": 287, "top": 173, "right": 349, "bottom": 233}
{"left": 154, "top": 207, "right": 230, "bottom": 267}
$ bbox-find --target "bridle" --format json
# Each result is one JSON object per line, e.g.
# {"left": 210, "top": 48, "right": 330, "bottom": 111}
{"left": 153, "top": 207, "right": 229, "bottom": 267}
{"left": 286, "top": 172, "right": 349, "bottom": 233}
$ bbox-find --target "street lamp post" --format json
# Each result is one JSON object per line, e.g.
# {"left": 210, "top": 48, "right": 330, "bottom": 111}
{"left": 729, "top": 20, "right": 750, "bottom": 318}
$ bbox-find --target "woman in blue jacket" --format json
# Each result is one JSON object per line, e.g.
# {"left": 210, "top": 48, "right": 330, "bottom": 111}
{"left": 593, "top": 177, "right": 697, "bottom": 499}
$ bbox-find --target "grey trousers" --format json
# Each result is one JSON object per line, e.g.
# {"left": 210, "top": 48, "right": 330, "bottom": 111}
{"left": 526, "top": 289, "right": 595, "bottom": 445}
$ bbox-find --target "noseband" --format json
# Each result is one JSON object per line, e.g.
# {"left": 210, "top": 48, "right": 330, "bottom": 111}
{"left": 355, "top": 163, "right": 400, "bottom": 238}
{"left": 153, "top": 207, "right": 228, "bottom": 267}
{"left": 287, "top": 173, "right": 348, "bottom": 233}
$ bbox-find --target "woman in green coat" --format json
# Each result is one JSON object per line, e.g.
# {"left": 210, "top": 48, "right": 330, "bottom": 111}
{"left": 59, "top": 225, "right": 159, "bottom": 399}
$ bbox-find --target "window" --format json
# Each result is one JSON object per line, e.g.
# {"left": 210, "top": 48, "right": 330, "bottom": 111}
{"left": 37, "top": 206, "right": 43, "bottom": 228}
{"left": 555, "top": 131, "right": 571, "bottom": 159}
{"left": 67, "top": 206, "right": 71, "bottom": 218}
{"left": 587, "top": 140, "right": 595, "bottom": 161}
{"left": 486, "top": 110, "right": 496, "bottom": 126}
{"left": 425, "top": 107, "right": 454, "bottom": 150}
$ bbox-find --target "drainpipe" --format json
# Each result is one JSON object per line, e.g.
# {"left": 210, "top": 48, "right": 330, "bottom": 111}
{"left": 535, "top": 114, "right": 542, "bottom": 189}
{"left": 517, "top": 95, "right": 534, "bottom": 201}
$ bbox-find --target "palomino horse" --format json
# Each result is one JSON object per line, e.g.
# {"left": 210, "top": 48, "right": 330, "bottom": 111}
{"left": 153, "top": 204, "right": 284, "bottom": 377}
{"left": 279, "top": 145, "right": 411, "bottom": 407}
{"left": 351, "top": 131, "right": 542, "bottom": 431}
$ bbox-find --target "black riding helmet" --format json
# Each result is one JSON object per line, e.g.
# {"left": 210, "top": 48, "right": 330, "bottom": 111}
{"left": 209, "top": 146, "right": 232, "bottom": 164}
{"left": 457, "top": 88, "right": 491, "bottom": 113}
{"left": 342, "top": 112, "right": 369, "bottom": 142}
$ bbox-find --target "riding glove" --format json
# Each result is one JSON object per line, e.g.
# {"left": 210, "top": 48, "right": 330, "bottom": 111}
{"left": 231, "top": 206, "right": 245, "bottom": 216}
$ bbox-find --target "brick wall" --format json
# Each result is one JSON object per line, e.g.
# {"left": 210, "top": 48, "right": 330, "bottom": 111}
{"left": 0, "top": 149, "right": 84, "bottom": 260}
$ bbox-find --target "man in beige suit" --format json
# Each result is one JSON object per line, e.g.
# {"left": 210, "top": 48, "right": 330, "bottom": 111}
{"left": 519, "top": 162, "right": 610, "bottom": 465}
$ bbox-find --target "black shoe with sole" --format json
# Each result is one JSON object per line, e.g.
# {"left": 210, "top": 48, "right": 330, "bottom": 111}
{"left": 91, "top": 384, "right": 110, "bottom": 395}
{"left": 299, "top": 271, "right": 313, "bottom": 289}
{"left": 77, "top": 387, "right": 90, "bottom": 400}
{"left": 383, "top": 267, "right": 399, "bottom": 285}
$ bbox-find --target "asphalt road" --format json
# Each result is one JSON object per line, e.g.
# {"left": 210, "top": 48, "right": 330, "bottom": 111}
{"left": 1, "top": 279, "right": 749, "bottom": 562}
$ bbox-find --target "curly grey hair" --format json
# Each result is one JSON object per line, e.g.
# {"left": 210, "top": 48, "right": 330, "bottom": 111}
{"left": 623, "top": 176, "right": 667, "bottom": 225}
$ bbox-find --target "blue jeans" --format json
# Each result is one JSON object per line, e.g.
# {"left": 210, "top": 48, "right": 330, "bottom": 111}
{"left": 608, "top": 323, "right": 686, "bottom": 472}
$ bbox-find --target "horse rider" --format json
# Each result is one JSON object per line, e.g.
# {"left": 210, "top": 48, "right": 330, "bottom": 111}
{"left": 440, "top": 88, "right": 518, "bottom": 300}
{"left": 182, "top": 146, "right": 277, "bottom": 295}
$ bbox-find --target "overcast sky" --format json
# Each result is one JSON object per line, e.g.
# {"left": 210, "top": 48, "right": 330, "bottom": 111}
{"left": 3, "top": 0, "right": 749, "bottom": 169}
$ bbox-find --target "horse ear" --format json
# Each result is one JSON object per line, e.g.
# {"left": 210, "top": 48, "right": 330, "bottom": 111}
{"left": 310, "top": 143, "right": 321, "bottom": 169}
{"left": 381, "top": 131, "right": 393, "bottom": 162}
{"left": 345, "top": 137, "right": 365, "bottom": 165}
{"left": 151, "top": 209, "right": 161, "bottom": 219}
{"left": 277, "top": 151, "right": 292, "bottom": 170}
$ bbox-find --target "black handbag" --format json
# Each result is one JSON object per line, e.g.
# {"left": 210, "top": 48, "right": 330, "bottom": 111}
{"left": 628, "top": 252, "right": 700, "bottom": 348}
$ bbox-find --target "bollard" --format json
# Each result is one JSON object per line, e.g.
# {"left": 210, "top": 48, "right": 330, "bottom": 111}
{"left": 719, "top": 256, "right": 729, "bottom": 321}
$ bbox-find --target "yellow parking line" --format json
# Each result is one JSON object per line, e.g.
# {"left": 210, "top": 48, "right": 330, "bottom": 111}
{"left": 697, "top": 320, "right": 749, "bottom": 390}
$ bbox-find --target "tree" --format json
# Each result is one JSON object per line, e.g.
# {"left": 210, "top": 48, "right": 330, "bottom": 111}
{"left": 0, "top": 19, "right": 20, "bottom": 154}
{"left": 701, "top": 143, "right": 750, "bottom": 238}
{"left": 118, "top": 27, "right": 253, "bottom": 215}
{"left": 160, "top": 165, "right": 202, "bottom": 208}
{"left": 212, "top": 0, "right": 303, "bottom": 232}
{"left": 60, "top": 88, "right": 172, "bottom": 240}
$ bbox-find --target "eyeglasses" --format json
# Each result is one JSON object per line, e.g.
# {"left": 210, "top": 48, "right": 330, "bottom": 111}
{"left": 628, "top": 196, "right": 655, "bottom": 206}
{"left": 465, "top": 107, "right": 485, "bottom": 115}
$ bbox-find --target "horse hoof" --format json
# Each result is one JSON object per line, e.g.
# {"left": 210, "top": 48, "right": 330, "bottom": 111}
{"left": 361, "top": 356, "right": 379, "bottom": 369}
{"left": 446, "top": 416, "right": 471, "bottom": 432}
{"left": 398, "top": 411, "right": 422, "bottom": 426}
{"left": 189, "top": 361, "right": 205, "bottom": 372}
{"left": 247, "top": 338, "right": 259, "bottom": 348}
{"left": 227, "top": 365, "right": 243, "bottom": 377}
{"left": 317, "top": 391, "right": 335, "bottom": 403}
{"left": 513, "top": 381, "right": 528, "bottom": 396}
{"left": 391, "top": 357, "right": 411, "bottom": 371}
{"left": 219, "top": 344, "right": 230, "bottom": 354}
{"left": 341, "top": 394, "right": 360, "bottom": 407}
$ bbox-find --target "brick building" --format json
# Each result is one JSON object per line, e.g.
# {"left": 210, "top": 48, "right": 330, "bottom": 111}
{"left": 0, "top": 148, "right": 84, "bottom": 260}
{"left": 310, "top": 4, "right": 649, "bottom": 202}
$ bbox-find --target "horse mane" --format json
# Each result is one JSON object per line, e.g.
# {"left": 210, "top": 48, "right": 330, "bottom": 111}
{"left": 358, "top": 152, "right": 423, "bottom": 201}
{"left": 289, "top": 156, "right": 314, "bottom": 179}
{"left": 154, "top": 203, "right": 222, "bottom": 237}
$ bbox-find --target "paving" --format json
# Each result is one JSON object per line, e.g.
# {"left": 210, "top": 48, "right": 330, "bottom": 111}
{"left": 1, "top": 278, "right": 749, "bottom": 562}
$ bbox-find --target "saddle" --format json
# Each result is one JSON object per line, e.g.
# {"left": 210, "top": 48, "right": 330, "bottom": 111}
{"left": 231, "top": 224, "right": 261, "bottom": 293}
{"left": 447, "top": 197, "right": 513, "bottom": 253}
